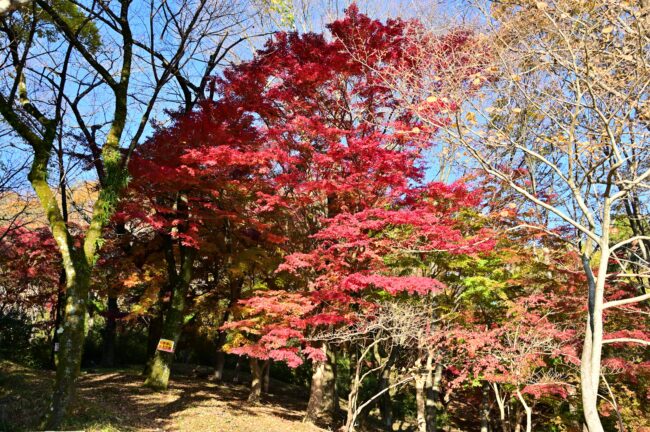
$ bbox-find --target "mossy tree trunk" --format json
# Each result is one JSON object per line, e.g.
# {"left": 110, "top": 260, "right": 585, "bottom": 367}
{"left": 0, "top": 2, "right": 135, "bottom": 427}
{"left": 143, "top": 290, "right": 166, "bottom": 376}
{"left": 144, "top": 246, "right": 196, "bottom": 390}
{"left": 49, "top": 269, "right": 66, "bottom": 369}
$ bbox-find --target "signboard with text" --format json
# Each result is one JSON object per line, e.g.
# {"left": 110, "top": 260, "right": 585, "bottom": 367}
{"left": 156, "top": 339, "right": 175, "bottom": 353}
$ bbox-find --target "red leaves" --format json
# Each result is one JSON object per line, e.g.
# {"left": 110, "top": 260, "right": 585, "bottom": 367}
{"left": 127, "top": 6, "right": 494, "bottom": 370}
{"left": 342, "top": 274, "right": 445, "bottom": 296}
{"left": 0, "top": 226, "right": 62, "bottom": 311}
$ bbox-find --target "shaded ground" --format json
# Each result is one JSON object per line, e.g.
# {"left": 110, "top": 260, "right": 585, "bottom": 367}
{"left": 0, "top": 361, "right": 325, "bottom": 432}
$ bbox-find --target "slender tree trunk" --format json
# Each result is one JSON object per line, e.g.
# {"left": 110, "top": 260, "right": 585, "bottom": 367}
{"left": 378, "top": 362, "right": 395, "bottom": 431}
{"left": 144, "top": 248, "right": 195, "bottom": 390}
{"left": 101, "top": 296, "right": 118, "bottom": 367}
{"left": 492, "top": 383, "right": 510, "bottom": 432}
{"left": 345, "top": 369, "right": 361, "bottom": 431}
{"left": 480, "top": 382, "right": 490, "bottom": 432}
{"left": 49, "top": 139, "right": 68, "bottom": 370}
{"left": 233, "top": 357, "right": 242, "bottom": 384}
{"left": 580, "top": 246, "right": 608, "bottom": 432}
{"left": 515, "top": 389, "right": 531, "bottom": 432}
{"left": 49, "top": 269, "right": 66, "bottom": 369}
{"left": 213, "top": 330, "right": 228, "bottom": 381}
{"left": 430, "top": 363, "right": 444, "bottom": 432}
{"left": 423, "top": 355, "right": 439, "bottom": 431}
{"left": 415, "top": 373, "right": 427, "bottom": 432}
{"left": 304, "top": 343, "right": 338, "bottom": 424}
{"left": 213, "top": 279, "right": 242, "bottom": 381}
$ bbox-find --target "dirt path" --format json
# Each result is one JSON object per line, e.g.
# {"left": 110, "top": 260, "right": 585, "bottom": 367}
{"left": 0, "top": 361, "right": 325, "bottom": 432}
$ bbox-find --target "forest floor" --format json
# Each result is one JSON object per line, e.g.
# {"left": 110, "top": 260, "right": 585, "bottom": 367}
{"left": 0, "top": 360, "right": 330, "bottom": 432}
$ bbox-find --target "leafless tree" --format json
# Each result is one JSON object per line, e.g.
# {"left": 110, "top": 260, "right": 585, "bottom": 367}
{"left": 314, "top": 301, "right": 439, "bottom": 432}
{"left": 0, "top": 1, "right": 254, "bottom": 426}
{"left": 366, "top": 2, "right": 650, "bottom": 430}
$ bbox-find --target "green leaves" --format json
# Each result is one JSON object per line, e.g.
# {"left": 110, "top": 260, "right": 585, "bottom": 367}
{"left": 45, "top": 0, "right": 101, "bottom": 53}
{"left": 257, "top": 0, "right": 295, "bottom": 28}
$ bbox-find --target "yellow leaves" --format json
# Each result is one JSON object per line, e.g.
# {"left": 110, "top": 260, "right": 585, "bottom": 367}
{"left": 511, "top": 74, "right": 522, "bottom": 83}
{"left": 512, "top": 107, "right": 522, "bottom": 114}
{"left": 223, "top": 333, "right": 248, "bottom": 351}
{"left": 465, "top": 111, "right": 477, "bottom": 124}
{"left": 411, "top": 127, "right": 421, "bottom": 134}
{"left": 602, "top": 25, "right": 614, "bottom": 34}
{"left": 123, "top": 272, "right": 143, "bottom": 288}
{"left": 535, "top": 2, "right": 548, "bottom": 10}
{"left": 426, "top": 96, "right": 437, "bottom": 103}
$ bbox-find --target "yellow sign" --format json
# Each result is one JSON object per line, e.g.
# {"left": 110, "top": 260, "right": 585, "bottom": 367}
{"left": 157, "top": 339, "right": 175, "bottom": 353}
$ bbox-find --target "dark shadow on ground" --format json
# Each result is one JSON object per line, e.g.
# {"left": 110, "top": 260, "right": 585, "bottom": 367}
{"left": 0, "top": 360, "right": 324, "bottom": 432}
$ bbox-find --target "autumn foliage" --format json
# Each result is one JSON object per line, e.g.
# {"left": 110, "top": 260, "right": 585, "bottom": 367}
{"left": 1, "top": 4, "right": 648, "bottom": 432}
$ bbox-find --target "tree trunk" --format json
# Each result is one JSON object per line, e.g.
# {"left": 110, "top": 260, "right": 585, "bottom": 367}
{"left": 43, "top": 265, "right": 91, "bottom": 429}
{"left": 144, "top": 248, "right": 195, "bottom": 390}
{"left": 213, "top": 330, "right": 227, "bottom": 381}
{"left": 49, "top": 269, "right": 66, "bottom": 369}
{"left": 248, "top": 358, "right": 265, "bottom": 403}
{"left": 430, "top": 363, "right": 444, "bottom": 432}
{"left": 580, "top": 248, "right": 607, "bottom": 432}
{"left": 415, "top": 374, "right": 427, "bottom": 432}
{"left": 233, "top": 357, "right": 242, "bottom": 384}
{"left": 345, "top": 367, "right": 361, "bottom": 431}
{"left": 101, "top": 296, "right": 118, "bottom": 367}
{"left": 480, "top": 382, "right": 490, "bottom": 432}
{"left": 142, "top": 279, "right": 170, "bottom": 376}
{"left": 304, "top": 343, "right": 338, "bottom": 424}
{"left": 378, "top": 362, "right": 394, "bottom": 431}
{"left": 516, "top": 389, "right": 531, "bottom": 432}
{"left": 143, "top": 306, "right": 164, "bottom": 376}
{"left": 263, "top": 361, "right": 270, "bottom": 394}
{"left": 212, "top": 279, "right": 242, "bottom": 381}
{"left": 492, "top": 383, "right": 510, "bottom": 432}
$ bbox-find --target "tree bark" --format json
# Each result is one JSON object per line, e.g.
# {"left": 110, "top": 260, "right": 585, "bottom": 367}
{"left": 516, "top": 389, "right": 531, "bottom": 432}
{"left": 49, "top": 269, "right": 66, "bottom": 369}
{"left": 233, "top": 357, "right": 242, "bottom": 384}
{"left": 304, "top": 343, "right": 338, "bottom": 424}
{"left": 263, "top": 361, "right": 270, "bottom": 394}
{"left": 101, "top": 296, "right": 118, "bottom": 367}
{"left": 415, "top": 373, "right": 427, "bottom": 432}
{"left": 213, "top": 330, "right": 228, "bottom": 381}
{"left": 248, "top": 358, "right": 267, "bottom": 403}
{"left": 44, "top": 266, "right": 91, "bottom": 429}
{"left": 143, "top": 301, "right": 164, "bottom": 376}
{"left": 480, "top": 381, "right": 490, "bottom": 432}
{"left": 430, "top": 363, "right": 444, "bottom": 432}
{"left": 144, "top": 247, "right": 195, "bottom": 390}
{"left": 213, "top": 279, "right": 242, "bottom": 381}
{"left": 378, "top": 360, "right": 395, "bottom": 431}
{"left": 492, "top": 383, "right": 510, "bottom": 432}
{"left": 580, "top": 246, "right": 607, "bottom": 432}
